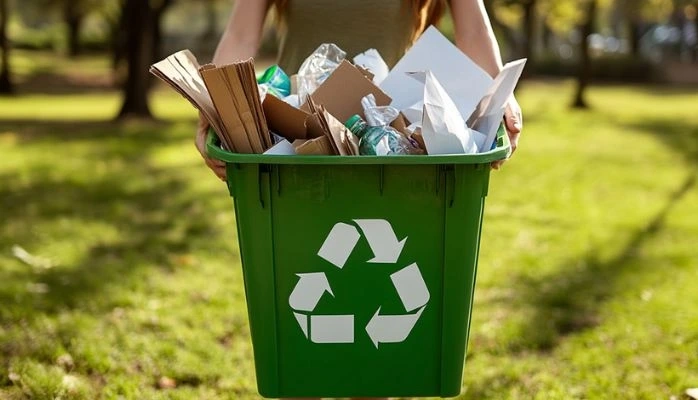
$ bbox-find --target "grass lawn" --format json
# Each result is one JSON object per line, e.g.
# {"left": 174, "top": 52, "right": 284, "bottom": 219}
{"left": 0, "top": 58, "right": 697, "bottom": 398}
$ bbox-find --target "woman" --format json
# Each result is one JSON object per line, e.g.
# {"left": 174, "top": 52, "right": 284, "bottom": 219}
{"left": 196, "top": 1, "right": 522, "bottom": 399}
{"left": 196, "top": 0, "right": 523, "bottom": 179}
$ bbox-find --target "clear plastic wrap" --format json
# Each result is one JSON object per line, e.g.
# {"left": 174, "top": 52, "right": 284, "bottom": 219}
{"left": 297, "top": 43, "right": 346, "bottom": 101}
{"left": 357, "top": 95, "right": 423, "bottom": 155}
{"left": 360, "top": 94, "right": 400, "bottom": 127}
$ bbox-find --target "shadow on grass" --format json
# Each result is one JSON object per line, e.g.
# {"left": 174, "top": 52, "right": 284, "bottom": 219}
{"left": 516, "top": 171, "right": 695, "bottom": 350}
{"left": 0, "top": 118, "right": 193, "bottom": 144}
{"left": 508, "top": 103, "right": 698, "bottom": 350}
{"left": 463, "top": 107, "right": 698, "bottom": 398}
{"left": 463, "top": 171, "right": 696, "bottom": 398}
{"left": 621, "top": 117, "right": 698, "bottom": 164}
{"left": 15, "top": 71, "right": 114, "bottom": 95}
{"left": 0, "top": 119, "right": 222, "bottom": 320}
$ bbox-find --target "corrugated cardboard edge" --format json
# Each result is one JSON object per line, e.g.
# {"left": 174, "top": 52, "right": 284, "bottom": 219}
{"left": 301, "top": 60, "right": 392, "bottom": 123}
{"left": 263, "top": 94, "right": 311, "bottom": 141}
{"left": 293, "top": 136, "right": 334, "bottom": 155}
{"left": 223, "top": 64, "right": 263, "bottom": 153}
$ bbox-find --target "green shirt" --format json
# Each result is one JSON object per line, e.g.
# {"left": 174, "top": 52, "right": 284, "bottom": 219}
{"left": 276, "top": 0, "right": 415, "bottom": 73}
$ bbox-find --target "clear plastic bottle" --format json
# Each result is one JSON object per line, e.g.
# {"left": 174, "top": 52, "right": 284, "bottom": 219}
{"left": 344, "top": 115, "right": 413, "bottom": 156}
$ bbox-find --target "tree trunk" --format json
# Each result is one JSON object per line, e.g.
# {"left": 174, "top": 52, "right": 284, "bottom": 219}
{"left": 0, "top": 0, "right": 11, "bottom": 94}
{"left": 628, "top": 19, "right": 641, "bottom": 57}
{"left": 67, "top": 19, "right": 82, "bottom": 57}
{"left": 522, "top": 0, "right": 537, "bottom": 66}
{"left": 117, "top": 0, "right": 154, "bottom": 119}
{"left": 64, "top": 1, "right": 83, "bottom": 57}
{"left": 542, "top": 23, "right": 554, "bottom": 53}
{"left": 572, "top": 0, "right": 597, "bottom": 109}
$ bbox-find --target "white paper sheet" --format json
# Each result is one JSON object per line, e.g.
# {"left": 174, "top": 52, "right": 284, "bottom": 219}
{"left": 380, "top": 26, "right": 494, "bottom": 121}
{"left": 263, "top": 139, "right": 296, "bottom": 155}
{"left": 417, "top": 71, "right": 486, "bottom": 155}
{"left": 402, "top": 100, "right": 424, "bottom": 125}
{"left": 468, "top": 59, "right": 527, "bottom": 151}
{"left": 353, "top": 49, "right": 390, "bottom": 85}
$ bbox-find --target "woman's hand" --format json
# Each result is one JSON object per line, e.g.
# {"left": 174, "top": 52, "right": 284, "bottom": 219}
{"left": 492, "top": 94, "right": 523, "bottom": 170}
{"left": 194, "top": 114, "right": 227, "bottom": 181}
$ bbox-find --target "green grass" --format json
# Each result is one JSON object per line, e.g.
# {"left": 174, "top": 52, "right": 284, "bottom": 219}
{"left": 1, "top": 55, "right": 697, "bottom": 399}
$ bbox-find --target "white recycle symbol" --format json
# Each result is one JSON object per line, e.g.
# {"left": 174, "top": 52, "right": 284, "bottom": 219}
{"left": 289, "top": 219, "right": 430, "bottom": 348}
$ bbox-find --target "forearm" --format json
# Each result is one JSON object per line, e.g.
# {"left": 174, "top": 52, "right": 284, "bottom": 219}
{"left": 212, "top": 0, "right": 271, "bottom": 65}
{"left": 449, "top": 0, "right": 503, "bottom": 77}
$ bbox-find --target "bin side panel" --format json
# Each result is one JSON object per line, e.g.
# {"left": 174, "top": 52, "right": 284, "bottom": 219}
{"left": 269, "top": 164, "right": 445, "bottom": 398}
{"left": 439, "top": 165, "right": 489, "bottom": 397}
{"left": 229, "top": 164, "right": 281, "bottom": 397}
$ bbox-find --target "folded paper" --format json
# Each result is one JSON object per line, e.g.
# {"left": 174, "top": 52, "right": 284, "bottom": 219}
{"left": 417, "top": 71, "right": 486, "bottom": 155}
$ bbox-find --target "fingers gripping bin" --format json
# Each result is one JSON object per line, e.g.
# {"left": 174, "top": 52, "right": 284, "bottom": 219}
{"left": 207, "top": 128, "right": 510, "bottom": 399}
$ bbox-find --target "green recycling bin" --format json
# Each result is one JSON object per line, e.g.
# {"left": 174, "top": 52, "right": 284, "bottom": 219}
{"left": 207, "top": 127, "right": 510, "bottom": 398}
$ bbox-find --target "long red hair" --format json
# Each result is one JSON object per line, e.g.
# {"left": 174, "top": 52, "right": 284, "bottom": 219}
{"left": 272, "top": 0, "right": 446, "bottom": 42}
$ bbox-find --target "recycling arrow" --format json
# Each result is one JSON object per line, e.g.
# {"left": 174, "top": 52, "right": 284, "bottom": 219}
{"left": 289, "top": 272, "right": 333, "bottom": 312}
{"left": 291, "top": 218, "right": 430, "bottom": 346}
{"left": 366, "top": 306, "right": 425, "bottom": 348}
{"left": 354, "top": 219, "right": 407, "bottom": 263}
{"left": 390, "top": 263, "right": 430, "bottom": 312}
{"left": 318, "top": 223, "right": 361, "bottom": 269}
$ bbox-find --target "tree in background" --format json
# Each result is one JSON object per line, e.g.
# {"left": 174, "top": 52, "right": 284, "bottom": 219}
{"left": 117, "top": 0, "right": 154, "bottom": 118}
{"left": 62, "top": 0, "right": 87, "bottom": 56}
{"left": 497, "top": 0, "right": 539, "bottom": 65}
{"left": 116, "top": 0, "right": 175, "bottom": 119}
{"left": 616, "top": 0, "right": 675, "bottom": 56}
{"left": 573, "top": 0, "right": 597, "bottom": 108}
{"left": 0, "top": 0, "right": 11, "bottom": 94}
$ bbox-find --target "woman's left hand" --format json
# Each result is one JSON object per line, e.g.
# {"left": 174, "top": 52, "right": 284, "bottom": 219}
{"left": 492, "top": 94, "right": 523, "bottom": 170}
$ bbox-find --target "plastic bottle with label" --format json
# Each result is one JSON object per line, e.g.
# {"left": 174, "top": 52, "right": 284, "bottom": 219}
{"left": 345, "top": 115, "right": 413, "bottom": 156}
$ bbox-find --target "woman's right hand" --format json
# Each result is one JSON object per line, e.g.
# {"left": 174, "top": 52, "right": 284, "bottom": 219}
{"left": 194, "top": 114, "right": 227, "bottom": 181}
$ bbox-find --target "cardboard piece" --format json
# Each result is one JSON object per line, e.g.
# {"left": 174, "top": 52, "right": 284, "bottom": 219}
{"left": 355, "top": 65, "right": 375, "bottom": 82}
{"left": 241, "top": 61, "right": 272, "bottom": 149}
{"left": 151, "top": 51, "right": 271, "bottom": 154}
{"left": 294, "top": 136, "right": 334, "bottom": 155}
{"left": 303, "top": 60, "right": 392, "bottom": 123}
{"left": 220, "top": 63, "right": 263, "bottom": 153}
{"left": 149, "top": 50, "right": 231, "bottom": 149}
{"left": 305, "top": 113, "right": 329, "bottom": 140}
{"left": 305, "top": 96, "right": 357, "bottom": 156}
{"left": 325, "top": 109, "right": 359, "bottom": 156}
{"left": 200, "top": 65, "right": 251, "bottom": 152}
{"left": 390, "top": 113, "right": 409, "bottom": 136}
{"left": 262, "top": 94, "right": 311, "bottom": 141}
{"left": 262, "top": 91, "right": 358, "bottom": 157}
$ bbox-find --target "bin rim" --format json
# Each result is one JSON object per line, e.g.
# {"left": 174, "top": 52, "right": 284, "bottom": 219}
{"left": 206, "top": 124, "right": 511, "bottom": 165}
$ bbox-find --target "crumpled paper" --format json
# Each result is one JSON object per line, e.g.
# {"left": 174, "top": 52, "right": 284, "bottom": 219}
{"left": 409, "top": 71, "right": 486, "bottom": 155}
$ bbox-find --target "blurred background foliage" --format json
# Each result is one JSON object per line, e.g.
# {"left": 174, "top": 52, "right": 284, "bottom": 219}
{"left": 1, "top": 1, "right": 697, "bottom": 399}
{"left": 0, "top": 0, "right": 697, "bottom": 115}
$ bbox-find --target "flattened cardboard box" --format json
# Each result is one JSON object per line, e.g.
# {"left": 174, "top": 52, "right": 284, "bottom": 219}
{"left": 302, "top": 60, "right": 392, "bottom": 123}
{"left": 293, "top": 136, "right": 334, "bottom": 155}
